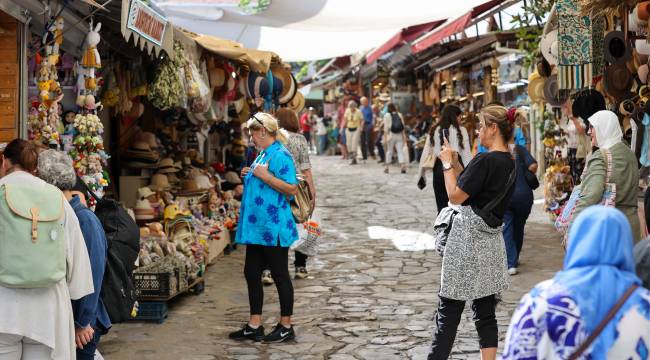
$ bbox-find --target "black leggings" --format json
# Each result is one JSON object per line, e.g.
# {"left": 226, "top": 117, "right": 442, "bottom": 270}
{"left": 294, "top": 251, "right": 308, "bottom": 268}
{"left": 244, "top": 244, "right": 294, "bottom": 316}
{"left": 428, "top": 295, "right": 498, "bottom": 360}
{"left": 433, "top": 160, "right": 449, "bottom": 212}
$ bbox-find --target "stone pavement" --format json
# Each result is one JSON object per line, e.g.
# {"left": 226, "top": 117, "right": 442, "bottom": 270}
{"left": 99, "top": 155, "right": 563, "bottom": 360}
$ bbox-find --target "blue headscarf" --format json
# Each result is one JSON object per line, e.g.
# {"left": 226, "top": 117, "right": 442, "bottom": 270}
{"left": 555, "top": 206, "right": 641, "bottom": 353}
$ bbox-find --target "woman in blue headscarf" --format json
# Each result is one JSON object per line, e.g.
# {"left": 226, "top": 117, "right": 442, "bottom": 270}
{"left": 501, "top": 206, "right": 650, "bottom": 359}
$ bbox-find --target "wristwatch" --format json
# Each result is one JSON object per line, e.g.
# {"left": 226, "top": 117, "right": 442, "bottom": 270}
{"left": 442, "top": 162, "right": 453, "bottom": 171}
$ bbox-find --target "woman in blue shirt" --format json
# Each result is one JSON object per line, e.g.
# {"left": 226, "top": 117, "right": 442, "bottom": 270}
{"left": 229, "top": 112, "right": 299, "bottom": 344}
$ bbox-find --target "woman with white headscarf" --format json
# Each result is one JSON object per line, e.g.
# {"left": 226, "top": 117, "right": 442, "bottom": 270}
{"left": 572, "top": 110, "right": 641, "bottom": 242}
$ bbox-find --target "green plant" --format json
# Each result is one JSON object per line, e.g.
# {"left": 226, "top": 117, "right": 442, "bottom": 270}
{"left": 510, "top": 0, "right": 556, "bottom": 67}
{"left": 238, "top": 0, "right": 271, "bottom": 15}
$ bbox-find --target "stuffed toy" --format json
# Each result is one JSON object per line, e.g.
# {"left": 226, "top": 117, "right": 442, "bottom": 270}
{"left": 81, "top": 21, "right": 101, "bottom": 69}
{"left": 53, "top": 17, "right": 63, "bottom": 55}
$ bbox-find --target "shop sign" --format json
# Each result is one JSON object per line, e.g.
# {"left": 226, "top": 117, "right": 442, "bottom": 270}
{"left": 127, "top": 0, "right": 168, "bottom": 46}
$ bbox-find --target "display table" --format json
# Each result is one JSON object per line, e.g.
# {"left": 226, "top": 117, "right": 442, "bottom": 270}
{"left": 207, "top": 230, "right": 230, "bottom": 264}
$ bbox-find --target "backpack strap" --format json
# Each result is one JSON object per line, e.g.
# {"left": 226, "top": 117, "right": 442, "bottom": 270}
{"left": 568, "top": 284, "right": 639, "bottom": 360}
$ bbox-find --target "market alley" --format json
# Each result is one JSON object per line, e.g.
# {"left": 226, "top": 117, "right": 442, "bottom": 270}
{"left": 99, "top": 156, "right": 563, "bottom": 360}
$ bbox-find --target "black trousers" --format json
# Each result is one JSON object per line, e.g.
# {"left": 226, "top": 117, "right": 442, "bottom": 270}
{"left": 294, "top": 250, "right": 308, "bottom": 268}
{"left": 375, "top": 133, "right": 385, "bottom": 162}
{"left": 433, "top": 160, "right": 450, "bottom": 212}
{"left": 428, "top": 295, "right": 498, "bottom": 360}
{"left": 244, "top": 245, "right": 294, "bottom": 316}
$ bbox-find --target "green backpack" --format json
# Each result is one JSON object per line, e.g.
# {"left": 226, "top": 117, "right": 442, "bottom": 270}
{"left": 0, "top": 183, "right": 66, "bottom": 288}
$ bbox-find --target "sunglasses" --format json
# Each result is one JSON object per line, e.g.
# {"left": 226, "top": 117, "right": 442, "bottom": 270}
{"left": 250, "top": 114, "right": 266, "bottom": 130}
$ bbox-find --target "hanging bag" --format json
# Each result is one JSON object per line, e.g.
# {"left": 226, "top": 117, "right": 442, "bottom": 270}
{"left": 0, "top": 183, "right": 66, "bottom": 288}
{"left": 290, "top": 174, "right": 314, "bottom": 224}
{"left": 555, "top": 149, "right": 616, "bottom": 242}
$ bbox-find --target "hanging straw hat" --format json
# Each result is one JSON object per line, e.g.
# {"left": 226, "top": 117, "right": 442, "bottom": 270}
{"left": 271, "top": 64, "right": 297, "bottom": 105}
{"left": 150, "top": 173, "right": 171, "bottom": 191}
{"left": 137, "top": 186, "right": 155, "bottom": 199}
{"left": 543, "top": 73, "right": 569, "bottom": 107}
{"left": 604, "top": 63, "right": 634, "bottom": 101}
{"left": 288, "top": 91, "right": 305, "bottom": 112}
{"left": 528, "top": 71, "right": 546, "bottom": 104}
{"left": 157, "top": 158, "right": 179, "bottom": 173}
{"left": 604, "top": 31, "right": 632, "bottom": 65}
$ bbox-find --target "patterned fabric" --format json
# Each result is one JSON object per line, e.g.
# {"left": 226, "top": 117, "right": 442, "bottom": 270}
{"left": 557, "top": 0, "right": 604, "bottom": 89}
{"left": 236, "top": 141, "right": 298, "bottom": 247}
{"left": 503, "top": 206, "right": 650, "bottom": 360}
{"left": 568, "top": 148, "right": 585, "bottom": 185}
{"left": 283, "top": 132, "right": 311, "bottom": 171}
{"left": 440, "top": 205, "right": 509, "bottom": 301}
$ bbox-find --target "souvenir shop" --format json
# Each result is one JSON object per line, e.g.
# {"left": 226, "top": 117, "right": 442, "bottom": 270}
{"left": 535, "top": 0, "right": 649, "bottom": 221}
{"left": 19, "top": 0, "right": 302, "bottom": 320}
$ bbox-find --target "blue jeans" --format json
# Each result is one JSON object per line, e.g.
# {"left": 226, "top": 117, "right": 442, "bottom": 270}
{"left": 318, "top": 135, "right": 328, "bottom": 155}
{"left": 76, "top": 325, "right": 104, "bottom": 360}
{"left": 503, "top": 198, "right": 533, "bottom": 269}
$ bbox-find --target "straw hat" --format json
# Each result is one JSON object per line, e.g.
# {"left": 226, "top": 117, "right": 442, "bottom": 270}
{"left": 543, "top": 73, "right": 569, "bottom": 107}
{"left": 178, "top": 179, "right": 208, "bottom": 196}
{"left": 134, "top": 199, "right": 155, "bottom": 220}
{"left": 528, "top": 71, "right": 545, "bottom": 104}
{"left": 246, "top": 72, "right": 271, "bottom": 99}
{"left": 136, "top": 132, "right": 158, "bottom": 150}
{"left": 138, "top": 186, "right": 155, "bottom": 199}
{"left": 150, "top": 173, "right": 171, "bottom": 191}
{"left": 604, "top": 63, "right": 634, "bottom": 101}
{"left": 208, "top": 64, "right": 226, "bottom": 89}
{"left": 604, "top": 31, "right": 632, "bottom": 65}
{"left": 640, "top": 64, "right": 650, "bottom": 84}
{"left": 271, "top": 64, "right": 297, "bottom": 105}
{"left": 540, "top": 29, "right": 559, "bottom": 66}
{"left": 288, "top": 91, "right": 305, "bottom": 112}
{"left": 157, "top": 158, "right": 180, "bottom": 173}
{"left": 166, "top": 172, "right": 180, "bottom": 185}
{"left": 124, "top": 140, "right": 159, "bottom": 167}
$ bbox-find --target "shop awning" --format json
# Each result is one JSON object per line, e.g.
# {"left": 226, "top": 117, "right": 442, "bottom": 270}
{"left": 185, "top": 32, "right": 280, "bottom": 73}
{"left": 366, "top": 19, "right": 446, "bottom": 64}
{"left": 411, "top": 0, "right": 506, "bottom": 54}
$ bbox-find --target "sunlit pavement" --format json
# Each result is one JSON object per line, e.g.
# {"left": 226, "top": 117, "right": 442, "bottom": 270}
{"left": 99, "top": 155, "right": 563, "bottom": 360}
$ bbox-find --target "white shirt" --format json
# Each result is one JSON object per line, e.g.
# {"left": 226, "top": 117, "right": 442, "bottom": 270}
{"left": 0, "top": 171, "right": 93, "bottom": 359}
{"left": 383, "top": 112, "right": 405, "bottom": 141}
{"left": 430, "top": 126, "right": 473, "bottom": 167}
{"left": 316, "top": 117, "right": 327, "bottom": 136}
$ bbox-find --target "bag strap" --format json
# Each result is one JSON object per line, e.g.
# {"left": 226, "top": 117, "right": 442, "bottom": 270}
{"left": 602, "top": 148, "right": 613, "bottom": 183}
{"left": 568, "top": 284, "right": 639, "bottom": 360}
{"left": 483, "top": 159, "right": 517, "bottom": 213}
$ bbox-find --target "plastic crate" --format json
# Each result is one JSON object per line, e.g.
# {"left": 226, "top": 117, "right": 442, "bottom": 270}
{"left": 134, "top": 269, "right": 180, "bottom": 300}
{"left": 134, "top": 301, "right": 168, "bottom": 324}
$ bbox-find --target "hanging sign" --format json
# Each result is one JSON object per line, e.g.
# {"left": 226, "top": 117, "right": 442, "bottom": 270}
{"left": 127, "top": 0, "right": 168, "bottom": 46}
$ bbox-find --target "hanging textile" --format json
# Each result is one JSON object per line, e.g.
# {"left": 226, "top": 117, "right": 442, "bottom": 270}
{"left": 557, "top": 0, "right": 605, "bottom": 90}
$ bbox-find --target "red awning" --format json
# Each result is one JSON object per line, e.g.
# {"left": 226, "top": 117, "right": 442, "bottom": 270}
{"left": 366, "top": 19, "right": 446, "bottom": 64}
{"left": 411, "top": 0, "right": 506, "bottom": 54}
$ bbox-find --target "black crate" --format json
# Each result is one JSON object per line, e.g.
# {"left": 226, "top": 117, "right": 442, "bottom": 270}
{"left": 134, "top": 269, "right": 179, "bottom": 300}
{"left": 134, "top": 301, "right": 168, "bottom": 324}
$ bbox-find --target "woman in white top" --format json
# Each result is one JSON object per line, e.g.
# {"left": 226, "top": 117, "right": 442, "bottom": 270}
{"left": 0, "top": 139, "right": 93, "bottom": 360}
{"left": 420, "top": 104, "right": 472, "bottom": 211}
{"left": 383, "top": 103, "right": 408, "bottom": 174}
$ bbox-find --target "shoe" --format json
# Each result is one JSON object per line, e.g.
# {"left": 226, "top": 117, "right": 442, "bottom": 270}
{"left": 508, "top": 267, "right": 518, "bottom": 276}
{"left": 295, "top": 267, "right": 309, "bottom": 279}
{"left": 350, "top": 159, "right": 358, "bottom": 165}
{"left": 378, "top": 159, "right": 385, "bottom": 164}
{"left": 229, "top": 324, "right": 265, "bottom": 342}
{"left": 384, "top": 167, "right": 389, "bottom": 174}
{"left": 262, "top": 324, "right": 296, "bottom": 343}
{"left": 401, "top": 168, "right": 407, "bottom": 174}
{"left": 262, "top": 270, "right": 274, "bottom": 286}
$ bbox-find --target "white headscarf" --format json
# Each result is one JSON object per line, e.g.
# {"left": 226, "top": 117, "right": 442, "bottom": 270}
{"left": 588, "top": 110, "right": 623, "bottom": 149}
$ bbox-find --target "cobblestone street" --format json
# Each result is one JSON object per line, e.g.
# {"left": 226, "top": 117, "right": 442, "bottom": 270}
{"left": 99, "top": 155, "right": 563, "bottom": 360}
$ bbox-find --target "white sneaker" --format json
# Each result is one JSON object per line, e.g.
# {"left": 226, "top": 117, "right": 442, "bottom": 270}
{"left": 261, "top": 270, "right": 274, "bottom": 285}
{"left": 508, "top": 267, "right": 518, "bottom": 276}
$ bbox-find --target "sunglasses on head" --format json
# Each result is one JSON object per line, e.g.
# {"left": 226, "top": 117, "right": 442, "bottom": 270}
{"left": 250, "top": 114, "right": 266, "bottom": 129}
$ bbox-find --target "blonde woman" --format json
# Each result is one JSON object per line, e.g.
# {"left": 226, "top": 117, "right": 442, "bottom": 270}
{"left": 344, "top": 100, "right": 363, "bottom": 165}
{"left": 231, "top": 113, "right": 299, "bottom": 343}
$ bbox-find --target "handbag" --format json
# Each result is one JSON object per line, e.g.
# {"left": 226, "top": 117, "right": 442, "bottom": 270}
{"left": 568, "top": 284, "right": 639, "bottom": 360}
{"left": 433, "top": 163, "right": 516, "bottom": 255}
{"left": 515, "top": 146, "right": 540, "bottom": 190}
{"left": 290, "top": 174, "right": 314, "bottom": 224}
{"left": 555, "top": 149, "right": 616, "bottom": 240}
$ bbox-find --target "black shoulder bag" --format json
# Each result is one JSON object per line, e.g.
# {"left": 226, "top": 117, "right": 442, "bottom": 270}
{"left": 472, "top": 163, "right": 517, "bottom": 228}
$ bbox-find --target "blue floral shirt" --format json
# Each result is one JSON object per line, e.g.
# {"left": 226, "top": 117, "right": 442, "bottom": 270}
{"left": 236, "top": 141, "right": 298, "bottom": 247}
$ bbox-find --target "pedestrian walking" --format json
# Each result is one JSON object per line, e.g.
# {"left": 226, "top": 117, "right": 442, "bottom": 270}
{"left": 316, "top": 114, "right": 329, "bottom": 155}
{"left": 337, "top": 100, "right": 349, "bottom": 160}
{"left": 502, "top": 206, "right": 650, "bottom": 359}
{"left": 503, "top": 127, "right": 538, "bottom": 276}
{"left": 572, "top": 110, "right": 641, "bottom": 242}
{"left": 373, "top": 104, "right": 385, "bottom": 163}
{"left": 426, "top": 104, "right": 472, "bottom": 211}
{"left": 0, "top": 139, "right": 94, "bottom": 360}
{"left": 299, "top": 109, "right": 312, "bottom": 151}
{"left": 275, "top": 108, "right": 317, "bottom": 280}
{"left": 344, "top": 100, "right": 363, "bottom": 165}
{"left": 383, "top": 103, "right": 408, "bottom": 174}
{"left": 37, "top": 149, "right": 112, "bottom": 360}
{"left": 359, "top": 96, "right": 374, "bottom": 160}
{"left": 428, "top": 105, "right": 516, "bottom": 360}
{"left": 230, "top": 113, "right": 299, "bottom": 343}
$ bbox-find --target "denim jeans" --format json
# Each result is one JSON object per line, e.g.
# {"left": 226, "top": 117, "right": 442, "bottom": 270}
{"left": 503, "top": 198, "right": 533, "bottom": 269}
{"left": 360, "top": 124, "right": 374, "bottom": 159}
{"left": 375, "top": 133, "right": 385, "bottom": 162}
{"left": 318, "top": 135, "right": 328, "bottom": 155}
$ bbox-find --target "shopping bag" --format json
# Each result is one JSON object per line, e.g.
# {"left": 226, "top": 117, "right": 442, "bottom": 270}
{"left": 290, "top": 220, "right": 321, "bottom": 256}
